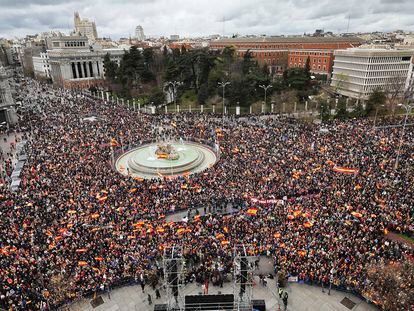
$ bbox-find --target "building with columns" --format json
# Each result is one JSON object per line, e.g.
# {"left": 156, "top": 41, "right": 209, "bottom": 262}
{"left": 47, "top": 35, "right": 125, "bottom": 89}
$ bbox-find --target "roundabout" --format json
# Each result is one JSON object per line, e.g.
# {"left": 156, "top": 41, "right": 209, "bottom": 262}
{"left": 115, "top": 140, "right": 219, "bottom": 179}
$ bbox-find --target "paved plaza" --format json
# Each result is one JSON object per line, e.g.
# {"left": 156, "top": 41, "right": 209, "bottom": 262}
{"left": 67, "top": 277, "right": 378, "bottom": 311}
{"left": 67, "top": 257, "right": 378, "bottom": 311}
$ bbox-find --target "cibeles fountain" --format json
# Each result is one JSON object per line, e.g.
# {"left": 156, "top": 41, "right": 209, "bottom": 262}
{"left": 115, "top": 139, "right": 219, "bottom": 179}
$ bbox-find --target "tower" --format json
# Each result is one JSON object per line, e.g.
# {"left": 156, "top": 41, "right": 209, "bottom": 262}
{"left": 135, "top": 26, "right": 145, "bottom": 41}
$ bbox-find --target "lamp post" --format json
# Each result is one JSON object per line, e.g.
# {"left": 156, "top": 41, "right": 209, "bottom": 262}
{"left": 218, "top": 81, "right": 231, "bottom": 117}
{"left": 259, "top": 84, "right": 272, "bottom": 113}
{"left": 394, "top": 103, "right": 414, "bottom": 170}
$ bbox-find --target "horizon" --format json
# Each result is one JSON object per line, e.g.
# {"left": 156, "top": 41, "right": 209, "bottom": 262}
{"left": 1, "top": 0, "right": 414, "bottom": 40}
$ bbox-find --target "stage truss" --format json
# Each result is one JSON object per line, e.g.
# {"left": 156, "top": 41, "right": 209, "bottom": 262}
{"left": 163, "top": 245, "right": 185, "bottom": 311}
{"left": 233, "top": 244, "right": 256, "bottom": 311}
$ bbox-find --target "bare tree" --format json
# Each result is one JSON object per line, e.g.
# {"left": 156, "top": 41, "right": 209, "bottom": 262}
{"left": 385, "top": 74, "right": 408, "bottom": 113}
{"left": 364, "top": 259, "right": 414, "bottom": 311}
{"left": 332, "top": 72, "right": 349, "bottom": 93}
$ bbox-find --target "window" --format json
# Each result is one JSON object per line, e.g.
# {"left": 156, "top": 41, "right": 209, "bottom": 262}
{"left": 53, "top": 42, "right": 59, "bottom": 47}
{"left": 402, "top": 56, "right": 411, "bottom": 61}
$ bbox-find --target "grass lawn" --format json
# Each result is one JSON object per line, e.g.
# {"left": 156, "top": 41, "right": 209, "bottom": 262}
{"left": 397, "top": 233, "right": 414, "bottom": 244}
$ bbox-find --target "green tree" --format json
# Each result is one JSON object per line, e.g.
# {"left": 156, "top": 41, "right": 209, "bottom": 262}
{"left": 103, "top": 53, "right": 118, "bottom": 82}
{"left": 148, "top": 87, "right": 165, "bottom": 107}
{"left": 335, "top": 98, "right": 348, "bottom": 120}
{"left": 366, "top": 88, "right": 386, "bottom": 116}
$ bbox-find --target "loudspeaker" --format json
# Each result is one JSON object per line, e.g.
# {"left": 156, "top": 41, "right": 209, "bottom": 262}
{"left": 252, "top": 299, "right": 266, "bottom": 311}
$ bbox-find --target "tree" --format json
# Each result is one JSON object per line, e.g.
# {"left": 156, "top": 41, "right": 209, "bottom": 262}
{"left": 103, "top": 53, "right": 118, "bottom": 82}
{"left": 366, "top": 88, "right": 386, "bottom": 116}
{"left": 148, "top": 87, "right": 165, "bottom": 107}
{"left": 365, "top": 259, "right": 414, "bottom": 311}
{"left": 333, "top": 72, "right": 349, "bottom": 93}
{"left": 304, "top": 57, "right": 311, "bottom": 78}
{"left": 335, "top": 98, "right": 348, "bottom": 120}
{"left": 318, "top": 99, "right": 330, "bottom": 121}
{"left": 283, "top": 68, "right": 310, "bottom": 90}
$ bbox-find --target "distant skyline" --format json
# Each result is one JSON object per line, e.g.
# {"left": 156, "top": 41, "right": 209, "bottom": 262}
{"left": 1, "top": 0, "right": 414, "bottom": 39}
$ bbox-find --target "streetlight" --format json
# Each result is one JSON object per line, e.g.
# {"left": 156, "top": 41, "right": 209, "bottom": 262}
{"left": 218, "top": 81, "right": 231, "bottom": 116}
{"left": 394, "top": 103, "right": 414, "bottom": 170}
{"left": 259, "top": 84, "right": 272, "bottom": 112}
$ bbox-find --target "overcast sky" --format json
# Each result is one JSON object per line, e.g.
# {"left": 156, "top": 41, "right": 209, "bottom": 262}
{"left": 0, "top": 0, "right": 413, "bottom": 39}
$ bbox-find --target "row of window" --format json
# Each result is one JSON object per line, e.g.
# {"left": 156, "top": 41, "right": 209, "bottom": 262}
{"left": 290, "top": 63, "right": 327, "bottom": 71}
{"left": 64, "top": 41, "right": 86, "bottom": 47}
{"left": 213, "top": 43, "right": 354, "bottom": 49}
{"left": 290, "top": 57, "right": 327, "bottom": 63}
{"left": 291, "top": 51, "right": 330, "bottom": 56}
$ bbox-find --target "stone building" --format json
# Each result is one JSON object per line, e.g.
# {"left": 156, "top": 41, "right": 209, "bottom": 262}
{"left": 0, "top": 67, "right": 18, "bottom": 126}
{"left": 74, "top": 12, "right": 98, "bottom": 42}
{"left": 135, "top": 26, "right": 145, "bottom": 41}
{"left": 47, "top": 35, "right": 125, "bottom": 89}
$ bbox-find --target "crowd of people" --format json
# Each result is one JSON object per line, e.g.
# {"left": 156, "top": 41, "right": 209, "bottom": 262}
{"left": 0, "top": 77, "right": 413, "bottom": 310}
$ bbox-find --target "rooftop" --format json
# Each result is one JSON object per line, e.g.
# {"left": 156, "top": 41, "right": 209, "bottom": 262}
{"left": 212, "top": 36, "right": 365, "bottom": 43}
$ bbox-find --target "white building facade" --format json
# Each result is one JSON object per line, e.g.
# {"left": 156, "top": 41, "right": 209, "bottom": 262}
{"left": 47, "top": 35, "right": 125, "bottom": 89}
{"left": 33, "top": 52, "right": 51, "bottom": 79}
{"left": 135, "top": 26, "right": 145, "bottom": 41}
{"left": 331, "top": 47, "right": 414, "bottom": 100}
{"left": 74, "top": 12, "right": 98, "bottom": 42}
{"left": 0, "top": 67, "right": 18, "bottom": 126}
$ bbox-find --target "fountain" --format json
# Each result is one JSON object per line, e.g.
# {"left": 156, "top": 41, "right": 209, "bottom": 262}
{"left": 115, "top": 139, "right": 218, "bottom": 179}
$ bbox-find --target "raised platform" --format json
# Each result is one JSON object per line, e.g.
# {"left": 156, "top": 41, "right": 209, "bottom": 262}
{"left": 115, "top": 141, "right": 218, "bottom": 179}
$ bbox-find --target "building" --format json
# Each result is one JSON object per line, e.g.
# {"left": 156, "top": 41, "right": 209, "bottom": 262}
{"left": 32, "top": 52, "right": 51, "bottom": 79}
{"left": 210, "top": 36, "right": 364, "bottom": 76}
{"left": 331, "top": 47, "right": 414, "bottom": 99}
{"left": 404, "top": 56, "right": 414, "bottom": 97}
{"left": 47, "top": 35, "right": 125, "bottom": 89}
{"left": 135, "top": 26, "right": 145, "bottom": 41}
{"left": 170, "top": 35, "right": 180, "bottom": 41}
{"left": 0, "top": 67, "right": 18, "bottom": 126}
{"left": 74, "top": 12, "right": 98, "bottom": 42}
{"left": 288, "top": 49, "right": 334, "bottom": 76}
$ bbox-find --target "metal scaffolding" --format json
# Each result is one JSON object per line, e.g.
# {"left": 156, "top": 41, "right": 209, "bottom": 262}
{"left": 233, "top": 244, "right": 256, "bottom": 311}
{"left": 163, "top": 245, "right": 185, "bottom": 311}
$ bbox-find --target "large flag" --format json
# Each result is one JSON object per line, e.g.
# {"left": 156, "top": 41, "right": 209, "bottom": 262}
{"left": 333, "top": 166, "right": 359, "bottom": 174}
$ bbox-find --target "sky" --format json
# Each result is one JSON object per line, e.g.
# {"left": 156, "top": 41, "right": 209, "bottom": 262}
{"left": 0, "top": 0, "right": 413, "bottom": 39}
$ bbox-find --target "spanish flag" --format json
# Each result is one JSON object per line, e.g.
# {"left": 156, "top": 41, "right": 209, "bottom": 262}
{"left": 110, "top": 138, "right": 119, "bottom": 147}
{"left": 351, "top": 211, "right": 363, "bottom": 218}
{"left": 75, "top": 248, "right": 88, "bottom": 253}
{"left": 95, "top": 257, "right": 104, "bottom": 261}
{"left": 78, "top": 261, "right": 88, "bottom": 266}
{"left": 333, "top": 166, "right": 359, "bottom": 174}
{"left": 303, "top": 221, "right": 313, "bottom": 228}
{"left": 246, "top": 208, "right": 258, "bottom": 216}
{"left": 274, "top": 232, "right": 281, "bottom": 238}
{"left": 221, "top": 240, "right": 230, "bottom": 246}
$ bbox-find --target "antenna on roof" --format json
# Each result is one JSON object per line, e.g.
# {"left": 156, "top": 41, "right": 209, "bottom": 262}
{"left": 222, "top": 16, "right": 225, "bottom": 38}
{"left": 346, "top": 15, "right": 351, "bottom": 33}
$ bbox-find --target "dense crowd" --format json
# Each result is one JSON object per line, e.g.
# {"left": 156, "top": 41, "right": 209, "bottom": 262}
{"left": 0, "top": 78, "right": 413, "bottom": 310}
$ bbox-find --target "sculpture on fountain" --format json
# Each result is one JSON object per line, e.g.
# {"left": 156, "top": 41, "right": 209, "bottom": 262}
{"left": 155, "top": 143, "right": 179, "bottom": 160}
